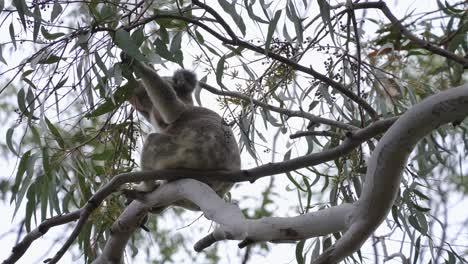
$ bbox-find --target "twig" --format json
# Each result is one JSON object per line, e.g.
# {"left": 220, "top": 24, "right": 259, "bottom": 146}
{"left": 3, "top": 210, "right": 81, "bottom": 264}
{"left": 200, "top": 82, "right": 358, "bottom": 131}
{"left": 352, "top": 1, "right": 468, "bottom": 67}
{"left": 290, "top": 130, "right": 343, "bottom": 139}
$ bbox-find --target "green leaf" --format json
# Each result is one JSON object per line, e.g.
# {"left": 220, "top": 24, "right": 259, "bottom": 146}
{"left": 0, "top": 44, "right": 7, "bottom": 65}
{"left": 41, "top": 27, "right": 65, "bottom": 40}
{"left": 286, "top": 0, "right": 303, "bottom": 44}
{"left": 12, "top": 0, "right": 29, "bottom": 29}
{"left": 412, "top": 188, "right": 429, "bottom": 200}
{"left": 86, "top": 100, "right": 117, "bottom": 117}
{"left": 86, "top": 82, "right": 134, "bottom": 117}
{"left": 159, "top": 26, "right": 169, "bottom": 43}
{"left": 17, "top": 89, "right": 28, "bottom": 115}
{"left": 40, "top": 176, "right": 49, "bottom": 221}
{"left": 12, "top": 150, "right": 32, "bottom": 198}
{"left": 25, "top": 182, "right": 37, "bottom": 232}
{"left": 266, "top": 10, "right": 282, "bottom": 53}
{"left": 51, "top": 0, "right": 63, "bottom": 22}
{"left": 33, "top": 6, "right": 41, "bottom": 42}
{"left": 9, "top": 23, "right": 16, "bottom": 50}
{"left": 413, "top": 236, "right": 421, "bottom": 264}
{"left": 114, "top": 28, "right": 146, "bottom": 61}
{"left": 44, "top": 117, "right": 65, "bottom": 148}
{"left": 22, "top": 69, "right": 34, "bottom": 77}
{"left": 243, "top": 0, "right": 268, "bottom": 24}
{"left": 295, "top": 239, "right": 306, "bottom": 264}
{"left": 22, "top": 77, "right": 37, "bottom": 90}
{"left": 55, "top": 77, "right": 68, "bottom": 90}
{"left": 6, "top": 126, "right": 18, "bottom": 156}
{"left": 218, "top": 0, "right": 246, "bottom": 36}
{"left": 77, "top": 169, "right": 91, "bottom": 201}
{"left": 131, "top": 27, "right": 145, "bottom": 47}
{"left": 317, "top": 0, "right": 334, "bottom": 44}
{"left": 216, "top": 56, "right": 226, "bottom": 85}
{"left": 91, "top": 149, "right": 115, "bottom": 161}
{"left": 94, "top": 51, "right": 109, "bottom": 76}
{"left": 195, "top": 30, "right": 205, "bottom": 44}
{"left": 170, "top": 32, "right": 184, "bottom": 66}
{"left": 42, "top": 147, "right": 51, "bottom": 178}
{"left": 38, "top": 55, "right": 61, "bottom": 64}
{"left": 408, "top": 215, "right": 422, "bottom": 233}
{"left": 154, "top": 38, "right": 173, "bottom": 61}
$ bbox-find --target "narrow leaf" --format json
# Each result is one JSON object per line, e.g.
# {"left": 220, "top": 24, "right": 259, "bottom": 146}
{"left": 265, "top": 10, "right": 282, "bottom": 53}
{"left": 216, "top": 56, "right": 226, "bottom": 85}
{"left": 41, "top": 27, "right": 65, "bottom": 40}
{"left": 51, "top": 0, "right": 63, "bottom": 22}
{"left": 12, "top": 0, "right": 29, "bottom": 29}
{"left": 9, "top": 23, "right": 16, "bottom": 50}
{"left": 0, "top": 44, "right": 7, "bottom": 65}
{"left": 33, "top": 6, "right": 41, "bottom": 42}
{"left": 218, "top": 0, "right": 246, "bottom": 36}
{"left": 114, "top": 28, "right": 146, "bottom": 61}
{"left": 44, "top": 117, "right": 65, "bottom": 148}
{"left": 6, "top": 127, "right": 18, "bottom": 156}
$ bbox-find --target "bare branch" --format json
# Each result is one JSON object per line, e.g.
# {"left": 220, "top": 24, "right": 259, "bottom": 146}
{"left": 3, "top": 210, "right": 81, "bottom": 264}
{"left": 200, "top": 82, "right": 358, "bottom": 131}
{"left": 290, "top": 130, "right": 343, "bottom": 139}
{"left": 6, "top": 116, "right": 395, "bottom": 264}
{"left": 126, "top": 13, "right": 379, "bottom": 120}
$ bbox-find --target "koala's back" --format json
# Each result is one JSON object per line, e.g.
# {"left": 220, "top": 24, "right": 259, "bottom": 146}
{"left": 141, "top": 106, "right": 240, "bottom": 172}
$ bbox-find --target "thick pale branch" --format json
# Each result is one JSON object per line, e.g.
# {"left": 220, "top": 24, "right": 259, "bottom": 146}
{"left": 312, "top": 84, "right": 468, "bottom": 263}
{"left": 94, "top": 179, "right": 354, "bottom": 262}
{"left": 5, "top": 116, "right": 395, "bottom": 264}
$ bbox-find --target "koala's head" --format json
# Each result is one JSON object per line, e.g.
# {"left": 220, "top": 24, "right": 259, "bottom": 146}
{"left": 171, "top": 69, "right": 197, "bottom": 104}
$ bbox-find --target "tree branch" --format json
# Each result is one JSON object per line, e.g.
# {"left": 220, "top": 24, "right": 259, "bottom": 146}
{"left": 352, "top": 1, "right": 468, "bottom": 67}
{"left": 125, "top": 13, "right": 379, "bottom": 120}
{"left": 2, "top": 210, "right": 81, "bottom": 264}
{"left": 289, "top": 130, "right": 343, "bottom": 139}
{"left": 312, "top": 84, "right": 468, "bottom": 263}
{"left": 200, "top": 82, "right": 358, "bottom": 131}
{"left": 94, "top": 179, "right": 354, "bottom": 262}
{"left": 5, "top": 115, "right": 396, "bottom": 263}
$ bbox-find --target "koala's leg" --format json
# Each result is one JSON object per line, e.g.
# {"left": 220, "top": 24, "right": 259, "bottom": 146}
{"left": 136, "top": 133, "right": 179, "bottom": 192}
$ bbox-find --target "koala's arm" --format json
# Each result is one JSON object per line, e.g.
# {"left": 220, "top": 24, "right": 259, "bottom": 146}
{"left": 130, "top": 59, "right": 187, "bottom": 124}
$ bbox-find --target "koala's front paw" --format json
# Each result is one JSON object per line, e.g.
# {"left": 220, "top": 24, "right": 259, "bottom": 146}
{"left": 122, "top": 181, "right": 160, "bottom": 202}
{"left": 135, "top": 180, "right": 160, "bottom": 192}
{"left": 120, "top": 51, "right": 134, "bottom": 65}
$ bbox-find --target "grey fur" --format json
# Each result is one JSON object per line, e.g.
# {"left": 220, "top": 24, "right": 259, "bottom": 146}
{"left": 127, "top": 59, "right": 241, "bottom": 211}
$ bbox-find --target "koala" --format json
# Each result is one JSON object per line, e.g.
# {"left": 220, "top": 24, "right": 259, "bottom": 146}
{"left": 122, "top": 55, "right": 241, "bottom": 211}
